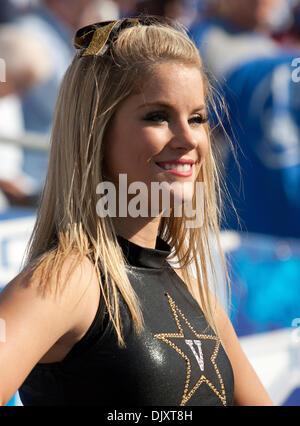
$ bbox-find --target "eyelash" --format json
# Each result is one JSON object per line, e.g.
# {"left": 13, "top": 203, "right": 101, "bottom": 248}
{"left": 143, "top": 111, "right": 209, "bottom": 125}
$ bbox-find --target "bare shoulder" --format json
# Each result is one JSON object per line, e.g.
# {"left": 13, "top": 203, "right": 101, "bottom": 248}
{"left": 2, "top": 253, "right": 100, "bottom": 324}
{"left": 173, "top": 268, "right": 274, "bottom": 406}
{"left": 0, "top": 253, "right": 100, "bottom": 405}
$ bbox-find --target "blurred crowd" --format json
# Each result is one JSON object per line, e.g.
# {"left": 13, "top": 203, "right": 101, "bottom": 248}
{"left": 0, "top": 0, "right": 299, "bottom": 239}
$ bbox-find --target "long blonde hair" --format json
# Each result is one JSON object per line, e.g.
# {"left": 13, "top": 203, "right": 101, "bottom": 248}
{"left": 24, "top": 18, "right": 237, "bottom": 347}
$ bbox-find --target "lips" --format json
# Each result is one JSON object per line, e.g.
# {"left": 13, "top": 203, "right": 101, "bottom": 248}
{"left": 155, "top": 161, "right": 194, "bottom": 177}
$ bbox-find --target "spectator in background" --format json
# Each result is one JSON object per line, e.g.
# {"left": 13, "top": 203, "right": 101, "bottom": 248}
{"left": 135, "top": 0, "right": 184, "bottom": 20}
{"left": 114, "top": 0, "right": 137, "bottom": 17}
{"left": 0, "top": 0, "right": 19, "bottom": 23}
{"left": 82, "top": 0, "right": 119, "bottom": 22}
{"left": 190, "top": 0, "right": 300, "bottom": 239}
{"left": 272, "top": 0, "right": 300, "bottom": 48}
{"left": 190, "top": 0, "right": 281, "bottom": 79}
{"left": 14, "top": 0, "right": 118, "bottom": 135}
{"left": 9, "top": 0, "right": 117, "bottom": 192}
{"left": 16, "top": 0, "right": 87, "bottom": 134}
{"left": 135, "top": 0, "right": 197, "bottom": 26}
{"left": 201, "top": 0, "right": 293, "bottom": 34}
{"left": 0, "top": 24, "right": 52, "bottom": 210}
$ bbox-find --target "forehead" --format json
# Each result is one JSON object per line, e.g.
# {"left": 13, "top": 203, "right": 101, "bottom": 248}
{"left": 126, "top": 61, "right": 206, "bottom": 109}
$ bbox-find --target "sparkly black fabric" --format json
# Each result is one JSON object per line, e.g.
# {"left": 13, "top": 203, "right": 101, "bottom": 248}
{"left": 19, "top": 235, "right": 234, "bottom": 406}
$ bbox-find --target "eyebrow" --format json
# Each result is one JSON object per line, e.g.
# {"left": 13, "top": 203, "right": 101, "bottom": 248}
{"left": 136, "top": 102, "right": 206, "bottom": 112}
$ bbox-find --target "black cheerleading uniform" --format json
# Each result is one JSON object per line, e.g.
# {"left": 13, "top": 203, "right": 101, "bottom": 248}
{"left": 19, "top": 235, "right": 234, "bottom": 406}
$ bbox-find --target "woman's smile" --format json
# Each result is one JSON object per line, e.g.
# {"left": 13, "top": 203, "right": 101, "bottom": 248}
{"left": 154, "top": 161, "right": 194, "bottom": 177}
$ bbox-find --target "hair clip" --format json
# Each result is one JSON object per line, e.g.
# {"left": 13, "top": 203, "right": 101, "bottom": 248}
{"left": 74, "top": 18, "right": 139, "bottom": 57}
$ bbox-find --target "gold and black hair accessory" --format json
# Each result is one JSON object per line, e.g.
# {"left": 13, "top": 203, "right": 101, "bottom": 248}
{"left": 74, "top": 18, "right": 140, "bottom": 57}
{"left": 74, "top": 15, "right": 179, "bottom": 57}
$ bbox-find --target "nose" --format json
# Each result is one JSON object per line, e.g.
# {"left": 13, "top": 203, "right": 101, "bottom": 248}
{"left": 168, "top": 121, "right": 205, "bottom": 153}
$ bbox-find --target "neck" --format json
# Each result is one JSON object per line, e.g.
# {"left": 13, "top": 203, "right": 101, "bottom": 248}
{"left": 112, "top": 215, "right": 162, "bottom": 249}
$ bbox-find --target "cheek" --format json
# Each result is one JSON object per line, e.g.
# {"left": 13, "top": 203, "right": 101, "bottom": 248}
{"left": 128, "top": 129, "right": 167, "bottom": 172}
{"left": 139, "top": 127, "right": 168, "bottom": 153}
{"left": 105, "top": 132, "right": 153, "bottom": 183}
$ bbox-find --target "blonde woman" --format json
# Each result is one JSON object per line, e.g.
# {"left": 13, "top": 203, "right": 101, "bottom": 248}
{"left": 0, "top": 16, "right": 273, "bottom": 406}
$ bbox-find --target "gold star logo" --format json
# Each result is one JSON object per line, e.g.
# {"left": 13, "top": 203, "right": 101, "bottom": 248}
{"left": 153, "top": 292, "right": 226, "bottom": 406}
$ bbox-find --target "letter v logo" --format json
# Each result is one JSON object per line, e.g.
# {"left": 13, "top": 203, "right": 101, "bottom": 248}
{"left": 185, "top": 339, "right": 204, "bottom": 371}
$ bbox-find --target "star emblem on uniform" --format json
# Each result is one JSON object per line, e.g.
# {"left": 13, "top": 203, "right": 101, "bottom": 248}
{"left": 153, "top": 292, "right": 227, "bottom": 406}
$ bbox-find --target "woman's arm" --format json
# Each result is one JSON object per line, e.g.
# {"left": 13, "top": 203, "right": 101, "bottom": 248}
{"left": 0, "top": 255, "right": 99, "bottom": 405}
{"left": 212, "top": 295, "right": 273, "bottom": 406}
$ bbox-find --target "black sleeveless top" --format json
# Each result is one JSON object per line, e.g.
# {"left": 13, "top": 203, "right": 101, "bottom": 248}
{"left": 19, "top": 235, "right": 234, "bottom": 406}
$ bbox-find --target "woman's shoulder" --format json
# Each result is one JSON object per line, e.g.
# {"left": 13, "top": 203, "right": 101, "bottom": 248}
{"left": 0, "top": 252, "right": 101, "bottom": 402}
{"left": 23, "top": 251, "right": 99, "bottom": 296}
{"left": 4, "top": 251, "right": 101, "bottom": 337}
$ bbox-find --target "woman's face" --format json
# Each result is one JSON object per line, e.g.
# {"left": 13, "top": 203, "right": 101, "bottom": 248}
{"left": 103, "top": 61, "right": 209, "bottom": 214}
